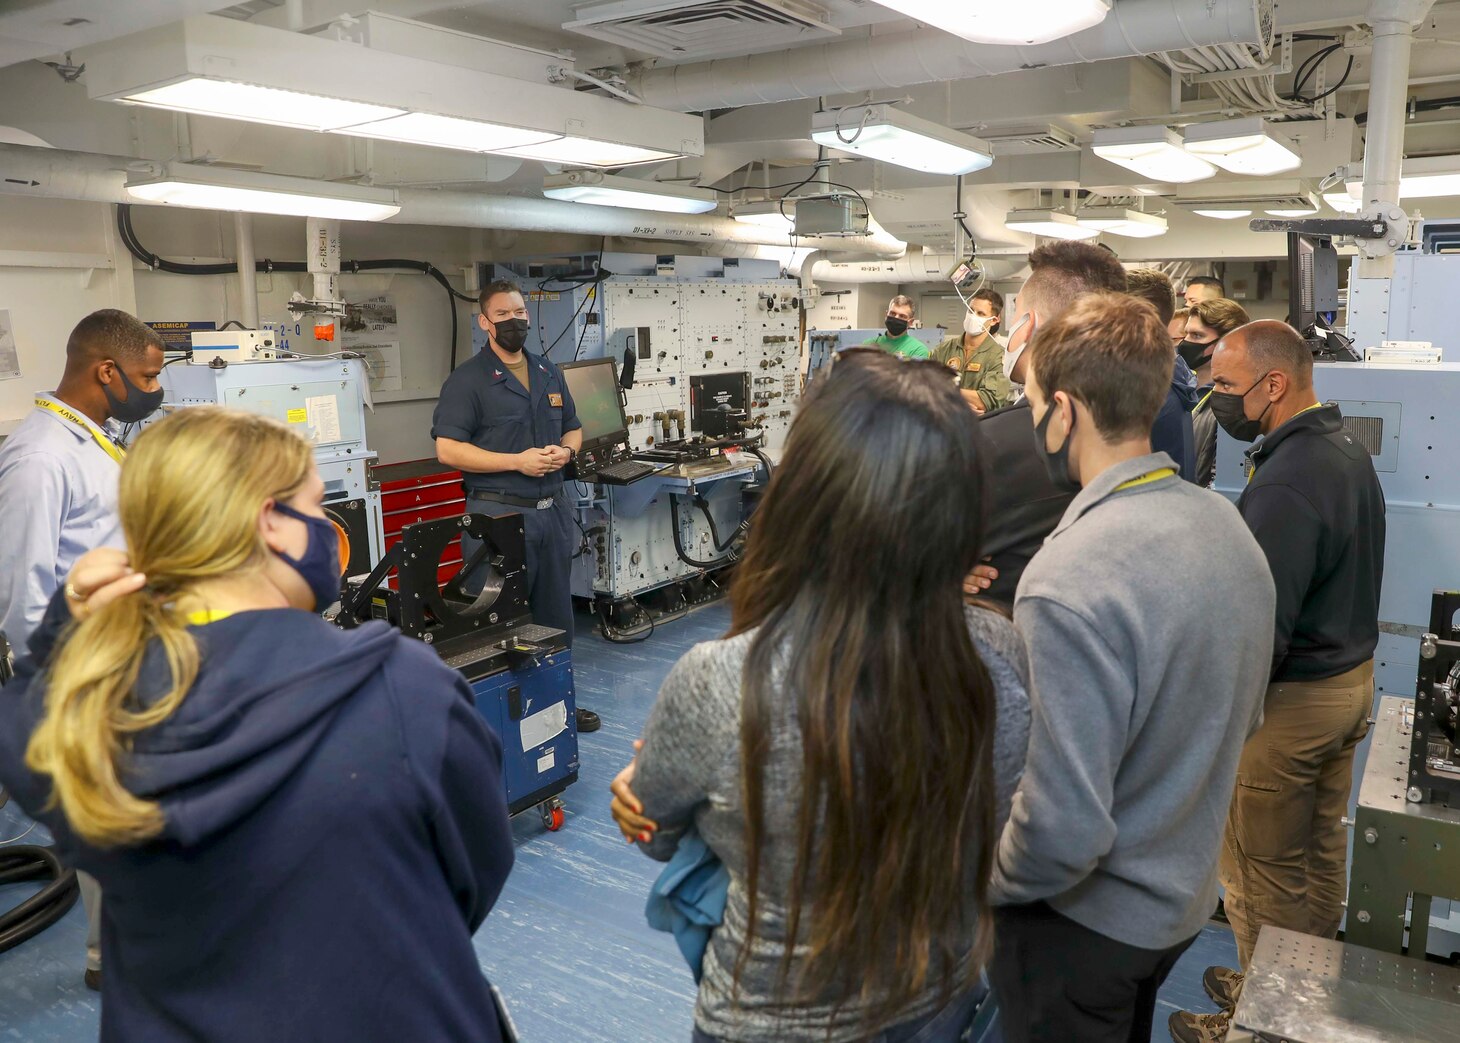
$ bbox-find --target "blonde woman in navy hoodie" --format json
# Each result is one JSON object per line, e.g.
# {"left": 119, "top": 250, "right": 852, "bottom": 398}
{"left": 0, "top": 407, "right": 514, "bottom": 1043}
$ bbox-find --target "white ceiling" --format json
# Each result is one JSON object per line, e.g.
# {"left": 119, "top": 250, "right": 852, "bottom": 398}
{"left": 0, "top": 0, "right": 242, "bottom": 69}
{"left": 10, "top": 0, "right": 1460, "bottom": 249}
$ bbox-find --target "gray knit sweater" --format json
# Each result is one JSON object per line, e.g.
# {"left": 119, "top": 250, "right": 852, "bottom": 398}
{"left": 632, "top": 607, "right": 1031, "bottom": 1043}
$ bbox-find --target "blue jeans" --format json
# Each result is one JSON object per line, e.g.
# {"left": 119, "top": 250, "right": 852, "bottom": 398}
{"left": 691, "top": 984, "right": 990, "bottom": 1043}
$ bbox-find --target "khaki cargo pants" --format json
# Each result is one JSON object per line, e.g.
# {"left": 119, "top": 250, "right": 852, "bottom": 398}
{"left": 1219, "top": 660, "right": 1374, "bottom": 968}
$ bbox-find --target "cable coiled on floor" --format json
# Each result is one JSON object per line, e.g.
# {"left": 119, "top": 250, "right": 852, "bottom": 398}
{"left": 0, "top": 845, "right": 79, "bottom": 954}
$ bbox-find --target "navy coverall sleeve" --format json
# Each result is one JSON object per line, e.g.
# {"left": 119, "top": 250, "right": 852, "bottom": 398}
{"left": 431, "top": 368, "right": 482, "bottom": 444}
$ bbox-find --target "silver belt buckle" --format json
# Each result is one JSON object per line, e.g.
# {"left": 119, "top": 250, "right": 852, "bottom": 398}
{"left": 536, "top": 498, "right": 554, "bottom": 510}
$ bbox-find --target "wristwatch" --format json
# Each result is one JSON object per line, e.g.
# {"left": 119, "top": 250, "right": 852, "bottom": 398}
{"left": 565, "top": 445, "right": 577, "bottom": 462}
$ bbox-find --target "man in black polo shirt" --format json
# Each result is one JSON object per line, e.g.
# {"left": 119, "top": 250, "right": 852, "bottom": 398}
{"left": 968, "top": 241, "right": 1129, "bottom": 604}
{"left": 432, "top": 278, "right": 599, "bottom": 732}
{"left": 1169, "top": 320, "right": 1385, "bottom": 1043}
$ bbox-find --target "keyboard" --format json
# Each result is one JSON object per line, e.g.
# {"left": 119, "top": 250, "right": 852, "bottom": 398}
{"left": 593, "top": 459, "right": 662, "bottom": 485}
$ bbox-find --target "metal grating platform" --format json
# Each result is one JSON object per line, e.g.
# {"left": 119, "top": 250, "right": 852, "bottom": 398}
{"left": 1228, "top": 927, "right": 1460, "bottom": 1042}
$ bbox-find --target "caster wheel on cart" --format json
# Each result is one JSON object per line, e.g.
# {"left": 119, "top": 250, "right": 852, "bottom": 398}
{"left": 541, "top": 801, "right": 565, "bottom": 832}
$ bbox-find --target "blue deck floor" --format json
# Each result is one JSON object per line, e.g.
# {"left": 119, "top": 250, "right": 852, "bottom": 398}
{"left": 0, "top": 601, "right": 1237, "bottom": 1041}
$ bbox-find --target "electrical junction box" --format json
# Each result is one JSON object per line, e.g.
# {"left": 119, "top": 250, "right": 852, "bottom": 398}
{"left": 794, "top": 193, "right": 870, "bottom": 237}
{"left": 188, "top": 329, "right": 277, "bottom": 364}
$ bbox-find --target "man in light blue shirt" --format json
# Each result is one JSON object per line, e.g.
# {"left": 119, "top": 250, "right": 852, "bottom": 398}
{"left": 0, "top": 308, "right": 164, "bottom": 990}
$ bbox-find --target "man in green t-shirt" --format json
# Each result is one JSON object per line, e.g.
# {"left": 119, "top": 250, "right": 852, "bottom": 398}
{"left": 867, "top": 295, "right": 930, "bottom": 359}
{"left": 931, "top": 288, "right": 1012, "bottom": 414}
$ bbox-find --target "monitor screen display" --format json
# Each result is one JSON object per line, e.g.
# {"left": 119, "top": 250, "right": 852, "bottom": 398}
{"left": 560, "top": 358, "right": 628, "bottom": 447}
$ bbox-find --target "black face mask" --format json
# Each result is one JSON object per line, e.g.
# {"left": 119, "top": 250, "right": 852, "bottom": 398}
{"left": 101, "top": 365, "right": 164, "bottom": 424}
{"left": 884, "top": 316, "right": 910, "bottom": 337}
{"left": 491, "top": 317, "right": 531, "bottom": 354}
{"left": 1209, "top": 372, "right": 1274, "bottom": 443}
{"left": 1177, "top": 339, "right": 1213, "bottom": 371}
{"left": 1033, "top": 398, "right": 1081, "bottom": 494}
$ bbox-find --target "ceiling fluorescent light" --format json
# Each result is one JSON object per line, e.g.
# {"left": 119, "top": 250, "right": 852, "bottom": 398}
{"left": 496, "top": 136, "right": 682, "bottom": 168}
{"left": 1004, "top": 209, "right": 1099, "bottom": 240}
{"left": 1324, "top": 188, "right": 1363, "bottom": 213}
{"left": 84, "top": 16, "right": 702, "bottom": 166}
{"left": 870, "top": 0, "right": 1111, "bottom": 46}
{"left": 121, "top": 78, "right": 405, "bottom": 132}
{"left": 1192, "top": 208, "right": 1252, "bottom": 220}
{"left": 1183, "top": 118, "right": 1302, "bottom": 176}
{"left": 336, "top": 113, "right": 558, "bottom": 153}
{"left": 1074, "top": 207, "right": 1168, "bottom": 238}
{"left": 126, "top": 164, "right": 401, "bottom": 221}
{"left": 543, "top": 170, "right": 717, "bottom": 214}
{"left": 733, "top": 200, "right": 795, "bottom": 230}
{"left": 1092, "top": 126, "right": 1216, "bottom": 184}
{"left": 810, "top": 105, "right": 993, "bottom": 176}
{"left": 1396, "top": 154, "right": 1460, "bottom": 198}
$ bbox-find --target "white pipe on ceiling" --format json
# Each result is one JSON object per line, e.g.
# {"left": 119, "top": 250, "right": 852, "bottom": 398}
{"left": 0, "top": 143, "right": 907, "bottom": 258}
{"left": 233, "top": 212, "right": 259, "bottom": 329}
{"left": 1357, "top": 0, "right": 1436, "bottom": 278}
{"left": 629, "top": 0, "right": 1372, "bottom": 112}
{"left": 802, "top": 253, "right": 1026, "bottom": 284}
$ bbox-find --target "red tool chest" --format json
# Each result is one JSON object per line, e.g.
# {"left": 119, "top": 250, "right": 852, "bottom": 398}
{"left": 374, "top": 459, "right": 466, "bottom": 587}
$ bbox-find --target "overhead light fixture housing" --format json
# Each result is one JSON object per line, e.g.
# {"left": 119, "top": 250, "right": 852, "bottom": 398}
{"left": 1183, "top": 117, "right": 1303, "bottom": 176}
{"left": 1172, "top": 180, "right": 1318, "bottom": 221}
{"left": 1074, "top": 206, "right": 1168, "bottom": 238}
{"left": 1092, "top": 126, "right": 1216, "bottom": 184}
{"left": 1004, "top": 208, "right": 1100, "bottom": 240}
{"left": 494, "top": 136, "right": 684, "bottom": 168}
{"left": 83, "top": 15, "right": 703, "bottom": 167}
{"left": 126, "top": 163, "right": 402, "bottom": 221}
{"left": 811, "top": 104, "right": 993, "bottom": 176}
{"left": 732, "top": 199, "right": 796, "bottom": 231}
{"left": 543, "top": 170, "right": 718, "bottom": 214}
{"left": 870, "top": 0, "right": 1111, "bottom": 46}
{"left": 334, "top": 112, "right": 558, "bottom": 153}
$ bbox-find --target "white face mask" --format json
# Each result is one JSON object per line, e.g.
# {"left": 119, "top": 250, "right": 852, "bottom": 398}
{"left": 1002, "top": 311, "right": 1034, "bottom": 386}
{"left": 964, "top": 311, "right": 993, "bottom": 338}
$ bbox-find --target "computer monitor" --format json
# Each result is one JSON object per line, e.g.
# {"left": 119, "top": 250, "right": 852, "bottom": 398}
{"left": 1287, "top": 231, "right": 1339, "bottom": 333}
{"left": 560, "top": 358, "right": 629, "bottom": 450}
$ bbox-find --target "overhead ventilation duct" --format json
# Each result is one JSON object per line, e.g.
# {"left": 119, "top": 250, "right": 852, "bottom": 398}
{"left": 626, "top": 0, "right": 1371, "bottom": 112}
{"left": 0, "top": 143, "right": 907, "bottom": 258}
{"left": 563, "top": 0, "right": 840, "bottom": 60}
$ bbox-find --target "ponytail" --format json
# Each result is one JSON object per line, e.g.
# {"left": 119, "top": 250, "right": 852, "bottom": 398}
{"left": 26, "top": 591, "right": 199, "bottom": 847}
{"left": 23, "top": 406, "right": 314, "bottom": 849}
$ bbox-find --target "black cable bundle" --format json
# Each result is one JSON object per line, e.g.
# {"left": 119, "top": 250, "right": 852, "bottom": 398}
{"left": 0, "top": 845, "right": 79, "bottom": 953}
{"left": 117, "top": 205, "right": 474, "bottom": 368}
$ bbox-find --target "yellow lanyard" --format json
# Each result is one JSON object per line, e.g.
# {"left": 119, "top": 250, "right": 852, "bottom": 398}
{"left": 1115, "top": 467, "right": 1177, "bottom": 492}
{"left": 1246, "top": 402, "right": 1327, "bottom": 483}
{"left": 35, "top": 398, "right": 125, "bottom": 466}
{"left": 185, "top": 609, "right": 235, "bottom": 626}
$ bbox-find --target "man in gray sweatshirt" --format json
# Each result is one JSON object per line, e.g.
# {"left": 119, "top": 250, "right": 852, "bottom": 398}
{"left": 989, "top": 292, "right": 1275, "bottom": 1043}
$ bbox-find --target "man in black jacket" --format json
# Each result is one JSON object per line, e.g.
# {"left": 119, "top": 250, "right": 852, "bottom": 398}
{"left": 969, "top": 241, "right": 1128, "bottom": 603}
{"left": 1170, "top": 320, "right": 1386, "bottom": 1043}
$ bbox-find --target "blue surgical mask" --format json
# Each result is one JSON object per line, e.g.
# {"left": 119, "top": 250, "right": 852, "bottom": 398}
{"left": 272, "top": 502, "right": 343, "bottom": 611}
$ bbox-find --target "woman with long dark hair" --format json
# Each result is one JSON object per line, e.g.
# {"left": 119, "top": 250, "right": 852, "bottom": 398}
{"left": 612, "top": 349, "right": 1030, "bottom": 1042}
